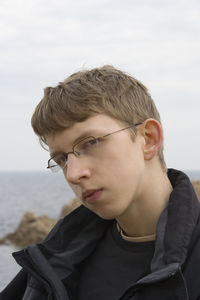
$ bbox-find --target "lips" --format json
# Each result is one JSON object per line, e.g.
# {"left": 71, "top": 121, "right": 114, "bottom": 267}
{"left": 82, "top": 189, "right": 102, "bottom": 204}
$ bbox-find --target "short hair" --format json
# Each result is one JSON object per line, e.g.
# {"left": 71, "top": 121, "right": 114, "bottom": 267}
{"left": 31, "top": 65, "right": 166, "bottom": 171}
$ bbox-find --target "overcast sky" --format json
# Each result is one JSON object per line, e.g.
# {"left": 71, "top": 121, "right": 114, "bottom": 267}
{"left": 0, "top": 0, "right": 200, "bottom": 171}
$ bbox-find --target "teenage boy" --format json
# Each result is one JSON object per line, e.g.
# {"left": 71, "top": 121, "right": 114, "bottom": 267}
{"left": 1, "top": 65, "right": 200, "bottom": 300}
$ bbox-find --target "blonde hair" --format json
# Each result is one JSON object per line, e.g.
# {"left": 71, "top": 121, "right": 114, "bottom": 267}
{"left": 31, "top": 65, "right": 166, "bottom": 171}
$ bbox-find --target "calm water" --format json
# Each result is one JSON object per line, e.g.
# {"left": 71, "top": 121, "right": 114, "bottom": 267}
{"left": 0, "top": 171, "right": 74, "bottom": 291}
{"left": 0, "top": 170, "right": 200, "bottom": 291}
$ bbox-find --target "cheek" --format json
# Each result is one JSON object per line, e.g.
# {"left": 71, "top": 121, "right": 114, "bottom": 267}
{"left": 104, "top": 147, "right": 145, "bottom": 190}
{"left": 103, "top": 146, "right": 142, "bottom": 176}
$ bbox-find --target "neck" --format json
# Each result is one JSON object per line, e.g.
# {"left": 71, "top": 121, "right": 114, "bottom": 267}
{"left": 116, "top": 166, "right": 173, "bottom": 238}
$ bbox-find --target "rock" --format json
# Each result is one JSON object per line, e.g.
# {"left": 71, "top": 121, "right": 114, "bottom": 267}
{"left": 0, "top": 198, "right": 81, "bottom": 248}
{"left": 193, "top": 181, "right": 200, "bottom": 201}
{"left": 0, "top": 211, "right": 57, "bottom": 248}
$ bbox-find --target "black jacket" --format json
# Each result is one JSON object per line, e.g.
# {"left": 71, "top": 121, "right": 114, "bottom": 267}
{"left": 1, "top": 169, "right": 200, "bottom": 300}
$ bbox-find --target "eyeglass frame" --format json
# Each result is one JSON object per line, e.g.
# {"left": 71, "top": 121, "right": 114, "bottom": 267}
{"left": 47, "top": 122, "right": 142, "bottom": 172}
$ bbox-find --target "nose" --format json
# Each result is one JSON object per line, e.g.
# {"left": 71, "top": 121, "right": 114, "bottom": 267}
{"left": 64, "top": 154, "right": 91, "bottom": 184}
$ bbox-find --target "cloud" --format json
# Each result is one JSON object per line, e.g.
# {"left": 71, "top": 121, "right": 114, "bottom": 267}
{"left": 0, "top": 0, "right": 199, "bottom": 170}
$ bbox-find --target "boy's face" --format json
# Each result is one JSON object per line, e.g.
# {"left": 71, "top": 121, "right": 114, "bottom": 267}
{"left": 46, "top": 114, "right": 146, "bottom": 220}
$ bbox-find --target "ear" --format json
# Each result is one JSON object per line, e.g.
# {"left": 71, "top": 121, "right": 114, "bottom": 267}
{"left": 140, "top": 119, "right": 163, "bottom": 161}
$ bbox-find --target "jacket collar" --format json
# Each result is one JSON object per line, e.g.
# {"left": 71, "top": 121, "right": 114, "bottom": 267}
{"left": 129, "top": 168, "right": 200, "bottom": 292}
{"left": 151, "top": 168, "right": 200, "bottom": 272}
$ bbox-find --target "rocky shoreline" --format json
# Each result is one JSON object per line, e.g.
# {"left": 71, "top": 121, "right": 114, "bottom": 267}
{"left": 0, "top": 181, "right": 199, "bottom": 248}
{"left": 0, "top": 198, "right": 81, "bottom": 248}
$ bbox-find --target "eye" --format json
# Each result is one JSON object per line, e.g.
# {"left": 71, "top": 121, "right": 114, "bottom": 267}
{"left": 74, "top": 137, "right": 99, "bottom": 156}
{"left": 54, "top": 154, "right": 67, "bottom": 167}
{"left": 83, "top": 138, "right": 98, "bottom": 149}
{"left": 88, "top": 139, "right": 98, "bottom": 145}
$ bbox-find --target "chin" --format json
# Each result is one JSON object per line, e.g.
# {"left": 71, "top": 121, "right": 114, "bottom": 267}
{"left": 95, "top": 207, "right": 123, "bottom": 220}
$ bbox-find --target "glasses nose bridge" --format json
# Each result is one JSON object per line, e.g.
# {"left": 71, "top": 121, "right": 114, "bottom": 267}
{"left": 69, "top": 148, "right": 81, "bottom": 159}
{"left": 66, "top": 148, "right": 84, "bottom": 167}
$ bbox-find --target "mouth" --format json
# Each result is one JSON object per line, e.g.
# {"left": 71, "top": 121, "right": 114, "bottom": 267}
{"left": 82, "top": 189, "right": 103, "bottom": 204}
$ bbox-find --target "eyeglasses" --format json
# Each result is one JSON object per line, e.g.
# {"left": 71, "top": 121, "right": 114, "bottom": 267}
{"left": 47, "top": 123, "right": 142, "bottom": 173}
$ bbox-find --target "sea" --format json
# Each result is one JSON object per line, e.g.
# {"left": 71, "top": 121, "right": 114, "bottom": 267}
{"left": 0, "top": 170, "right": 200, "bottom": 292}
{"left": 0, "top": 171, "right": 75, "bottom": 292}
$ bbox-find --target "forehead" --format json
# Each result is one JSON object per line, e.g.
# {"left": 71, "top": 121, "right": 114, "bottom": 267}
{"left": 46, "top": 114, "right": 124, "bottom": 154}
